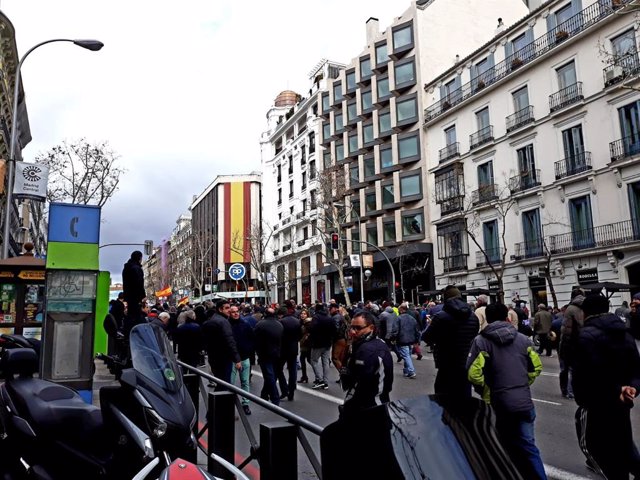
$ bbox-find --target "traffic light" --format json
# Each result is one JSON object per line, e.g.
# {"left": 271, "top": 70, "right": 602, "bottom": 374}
{"left": 206, "top": 266, "right": 212, "bottom": 275}
{"left": 330, "top": 232, "right": 340, "bottom": 250}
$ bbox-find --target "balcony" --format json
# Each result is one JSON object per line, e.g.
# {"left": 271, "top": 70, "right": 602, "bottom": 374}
{"left": 442, "top": 254, "right": 468, "bottom": 273}
{"left": 439, "top": 142, "right": 460, "bottom": 162}
{"left": 549, "top": 82, "right": 583, "bottom": 113}
{"left": 548, "top": 219, "right": 639, "bottom": 255}
{"left": 282, "top": 217, "right": 291, "bottom": 226}
{"left": 610, "top": 135, "right": 640, "bottom": 162}
{"left": 469, "top": 126, "right": 494, "bottom": 150}
{"left": 472, "top": 184, "right": 499, "bottom": 205}
{"left": 423, "top": 0, "right": 629, "bottom": 123}
{"left": 273, "top": 249, "right": 280, "bottom": 256}
{"left": 297, "top": 239, "right": 306, "bottom": 247}
{"left": 554, "top": 150, "right": 592, "bottom": 180}
{"left": 476, "top": 248, "right": 503, "bottom": 267}
{"left": 509, "top": 169, "right": 541, "bottom": 193}
{"left": 282, "top": 245, "right": 291, "bottom": 252}
{"left": 603, "top": 50, "right": 640, "bottom": 87}
{"left": 506, "top": 106, "right": 535, "bottom": 133}
{"left": 513, "top": 239, "right": 545, "bottom": 260}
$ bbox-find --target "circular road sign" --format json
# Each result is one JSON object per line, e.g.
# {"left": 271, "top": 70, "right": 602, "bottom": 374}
{"left": 228, "top": 263, "right": 246, "bottom": 281}
{"left": 213, "top": 268, "right": 221, "bottom": 275}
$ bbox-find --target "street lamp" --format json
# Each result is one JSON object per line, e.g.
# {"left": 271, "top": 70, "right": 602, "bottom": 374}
{"left": 2, "top": 38, "right": 104, "bottom": 259}
{"left": 334, "top": 201, "right": 364, "bottom": 304}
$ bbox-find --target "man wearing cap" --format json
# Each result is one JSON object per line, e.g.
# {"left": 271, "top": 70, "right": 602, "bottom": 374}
{"left": 572, "top": 293, "right": 640, "bottom": 479}
{"left": 423, "top": 285, "right": 479, "bottom": 398}
{"left": 560, "top": 288, "right": 585, "bottom": 399}
{"left": 202, "top": 299, "right": 242, "bottom": 390}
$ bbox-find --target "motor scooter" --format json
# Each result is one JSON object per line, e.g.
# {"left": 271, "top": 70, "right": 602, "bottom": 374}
{"left": 0, "top": 323, "right": 197, "bottom": 479}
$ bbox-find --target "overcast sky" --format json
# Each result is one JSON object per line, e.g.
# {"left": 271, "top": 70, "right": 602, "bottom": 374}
{"left": 1, "top": 0, "right": 403, "bottom": 282}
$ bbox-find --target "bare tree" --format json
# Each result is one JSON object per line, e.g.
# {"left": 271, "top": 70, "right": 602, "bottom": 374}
{"left": 186, "top": 230, "right": 216, "bottom": 298}
{"left": 392, "top": 242, "right": 424, "bottom": 302}
{"left": 35, "top": 139, "right": 125, "bottom": 206}
{"left": 231, "top": 221, "right": 275, "bottom": 301}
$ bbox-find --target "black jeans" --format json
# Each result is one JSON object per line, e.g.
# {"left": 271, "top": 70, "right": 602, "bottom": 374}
{"left": 299, "top": 349, "right": 311, "bottom": 380}
{"left": 536, "top": 333, "right": 552, "bottom": 356}
{"left": 277, "top": 354, "right": 297, "bottom": 397}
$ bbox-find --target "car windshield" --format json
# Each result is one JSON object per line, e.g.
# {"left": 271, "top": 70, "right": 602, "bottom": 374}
{"left": 129, "top": 323, "right": 183, "bottom": 393}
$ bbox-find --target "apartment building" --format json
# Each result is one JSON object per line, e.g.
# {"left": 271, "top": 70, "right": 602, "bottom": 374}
{"left": 317, "top": 0, "right": 528, "bottom": 303}
{"left": 167, "top": 213, "right": 192, "bottom": 297}
{"left": 424, "top": 0, "right": 640, "bottom": 309}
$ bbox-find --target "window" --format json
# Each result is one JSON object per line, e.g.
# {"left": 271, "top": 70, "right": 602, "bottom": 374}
{"left": 324, "top": 151, "right": 332, "bottom": 168}
{"left": 611, "top": 29, "right": 637, "bottom": 58}
{"left": 361, "top": 89, "right": 373, "bottom": 111}
{"left": 478, "top": 161, "right": 494, "bottom": 187}
{"left": 336, "top": 142, "right": 344, "bottom": 162}
{"left": 383, "top": 220, "right": 396, "bottom": 244}
{"left": 310, "top": 190, "right": 317, "bottom": 209}
{"left": 398, "top": 133, "right": 420, "bottom": 163}
{"left": 277, "top": 164, "right": 282, "bottom": 183}
{"left": 322, "top": 93, "right": 330, "bottom": 113}
{"left": 376, "top": 42, "right": 389, "bottom": 65}
{"left": 348, "top": 133, "right": 359, "bottom": 155}
{"left": 400, "top": 172, "right": 421, "bottom": 199}
{"left": 289, "top": 180, "right": 294, "bottom": 197}
{"left": 522, "top": 209, "right": 542, "bottom": 257}
{"left": 364, "top": 156, "right": 376, "bottom": 178}
{"left": 382, "top": 183, "right": 394, "bottom": 206}
{"left": 333, "top": 82, "right": 343, "bottom": 103}
{"left": 323, "top": 122, "right": 331, "bottom": 141}
{"left": 442, "top": 77, "right": 459, "bottom": 103}
{"left": 445, "top": 125, "right": 457, "bottom": 145}
{"left": 395, "top": 60, "right": 416, "bottom": 86}
{"left": 435, "top": 167, "right": 464, "bottom": 203}
{"left": 618, "top": 100, "right": 640, "bottom": 156}
{"left": 346, "top": 70, "right": 356, "bottom": 91}
{"left": 628, "top": 181, "right": 640, "bottom": 237}
{"left": 476, "top": 107, "right": 490, "bottom": 130}
{"left": 396, "top": 96, "right": 418, "bottom": 123}
{"left": 516, "top": 144, "right": 538, "bottom": 188}
{"left": 512, "top": 86, "right": 529, "bottom": 112}
{"left": 363, "top": 123, "right": 374, "bottom": 144}
{"left": 393, "top": 23, "right": 413, "bottom": 52}
{"left": 437, "top": 220, "right": 468, "bottom": 271}
{"left": 557, "top": 61, "right": 577, "bottom": 90}
{"left": 301, "top": 145, "right": 306, "bottom": 164}
{"left": 402, "top": 211, "right": 424, "bottom": 238}
{"left": 347, "top": 101, "right": 358, "bottom": 123}
{"left": 302, "top": 198, "right": 307, "bottom": 212}
{"left": 351, "top": 199, "right": 361, "bottom": 220}
{"left": 351, "top": 229, "right": 361, "bottom": 253}
{"left": 512, "top": 32, "right": 528, "bottom": 53}
{"left": 288, "top": 156, "right": 293, "bottom": 174}
{"left": 365, "top": 192, "right": 377, "bottom": 212}
{"left": 377, "top": 76, "right": 390, "bottom": 99}
{"left": 569, "top": 195, "right": 594, "bottom": 248}
{"left": 379, "top": 111, "right": 392, "bottom": 136}
{"left": 301, "top": 171, "right": 307, "bottom": 190}
{"left": 278, "top": 188, "right": 282, "bottom": 204}
{"left": 482, "top": 220, "right": 500, "bottom": 262}
{"left": 562, "top": 124, "right": 586, "bottom": 173}
{"left": 350, "top": 165, "right": 359, "bottom": 185}
{"left": 309, "top": 160, "right": 316, "bottom": 179}
{"left": 555, "top": 3, "right": 573, "bottom": 28}
{"left": 380, "top": 147, "right": 393, "bottom": 169}
{"left": 367, "top": 225, "right": 378, "bottom": 246}
{"left": 473, "top": 55, "right": 495, "bottom": 87}
{"left": 360, "top": 56, "right": 372, "bottom": 79}
{"left": 335, "top": 112, "right": 344, "bottom": 132}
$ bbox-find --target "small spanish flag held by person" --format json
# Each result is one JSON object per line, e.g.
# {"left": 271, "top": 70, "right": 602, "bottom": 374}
{"left": 177, "top": 296, "right": 189, "bottom": 306}
{"left": 155, "top": 286, "right": 172, "bottom": 297}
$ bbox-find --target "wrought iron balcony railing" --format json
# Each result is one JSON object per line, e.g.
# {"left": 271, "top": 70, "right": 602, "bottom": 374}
{"left": 513, "top": 239, "right": 545, "bottom": 260}
{"left": 603, "top": 50, "right": 640, "bottom": 87}
{"left": 469, "top": 125, "right": 494, "bottom": 150}
{"left": 554, "top": 150, "right": 592, "bottom": 179}
{"left": 506, "top": 106, "right": 535, "bottom": 133}
{"left": 439, "top": 142, "right": 460, "bottom": 162}
{"left": 423, "top": 0, "right": 630, "bottom": 122}
{"left": 549, "top": 82, "right": 583, "bottom": 112}
{"left": 476, "top": 248, "right": 504, "bottom": 267}
{"left": 509, "top": 169, "right": 541, "bottom": 193}
{"left": 472, "top": 183, "right": 499, "bottom": 205}
{"left": 442, "top": 254, "right": 468, "bottom": 273}
{"left": 440, "top": 196, "right": 465, "bottom": 216}
{"left": 548, "top": 219, "right": 640, "bottom": 254}
{"left": 610, "top": 135, "right": 640, "bottom": 162}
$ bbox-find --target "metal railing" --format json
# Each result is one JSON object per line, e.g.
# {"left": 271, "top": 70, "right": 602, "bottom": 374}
{"left": 179, "top": 362, "right": 324, "bottom": 480}
{"left": 603, "top": 50, "right": 640, "bottom": 87}
{"left": 442, "top": 254, "right": 468, "bottom": 273}
{"left": 509, "top": 169, "right": 541, "bottom": 193}
{"left": 423, "top": 0, "right": 628, "bottom": 122}
{"left": 440, "top": 196, "right": 465, "bottom": 216}
{"left": 439, "top": 142, "right": 460, "bottom": 162}
{"left": 549, "top": 82, "right": 583, "bottom": 113}
{"left": 548, "top": 219, "right": 639, "bottom": 254}
{"left": 554, "top": 150, "right": 592, "bottom": 179}
{"left": 476, "top": 248, "right": 503, "bottom": 267}
{"left": 472, "top": 183, "right": 499, "bottom": 205}
{"left": 506, "top": 106, "right": 535, "bottom": 133}
{"left": 469, "top": 125, "right": 494, "bottom": 150}
{"left": 610, "top": 135, "right": 640, "bottom": 162}
{"left": 513, "top": 239, "right": 545, "bottom": 260}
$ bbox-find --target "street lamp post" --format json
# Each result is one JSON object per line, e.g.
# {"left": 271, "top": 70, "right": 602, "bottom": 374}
{"left": 2, "top": 39, "right": 104, "bottom": 259}
{"left": 341, "top": 236, "right": 396, "bottom": 304}
{"left": 334, "top": 202, "right": 364, "bottom": 304}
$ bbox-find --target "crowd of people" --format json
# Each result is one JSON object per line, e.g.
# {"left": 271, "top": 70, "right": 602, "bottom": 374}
{"left": 116, "top": 251, "right": 640, "bottom": 479}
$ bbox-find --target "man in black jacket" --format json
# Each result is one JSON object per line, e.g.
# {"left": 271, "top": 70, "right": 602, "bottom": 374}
{"left": 573, "top": 294, "right": 640, "bottom": 479}
{"left": 423, "top": 285, "right": 479, "bottom": 398}
{"left": 229, "top": 305, "right": 255, "bottom": 415}
{"left": 122, "top": 251, "right": 146, "bottom": 334}
{"left": 278, "top": 306, "right": 302, "bottom": 401}
{"left": 309, "top": 303, "right": 337, "bottom": 390}
{"left": 254, "top": 307, "right": 284, "bottom": 405}
{"left": 202, "top": 299, "right": 242, "bottom": 390}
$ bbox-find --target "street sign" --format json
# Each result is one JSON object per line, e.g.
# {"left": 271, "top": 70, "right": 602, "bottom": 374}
{"left": 213, "top": 268, "right": 221, "bottom": 275}
{"left": 204, "top": 284, "right": 211, "bottom": 292}
{"left": 228, "top": 263, "right": 246, "bottom": 281}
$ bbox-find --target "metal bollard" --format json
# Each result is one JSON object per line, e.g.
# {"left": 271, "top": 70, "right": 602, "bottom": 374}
{"left": 259, "top": 422, "right": 297, "bottom": 480}
{"left": 207, "top": 391, "right": 236, "bottom": 479}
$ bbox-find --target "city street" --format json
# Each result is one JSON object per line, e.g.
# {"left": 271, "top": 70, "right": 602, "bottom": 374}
{"left": 215, "top": 352, "right": 640, "bottom": 480}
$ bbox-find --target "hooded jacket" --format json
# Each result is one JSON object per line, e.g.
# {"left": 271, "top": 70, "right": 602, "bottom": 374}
{"left": 423, "top": 298, "right": 479, "bottom": 371}
{"left": 560, "top": 294, "right": 584, "bottom": 360}
{"left": 379, "top": 307, "right": 399, "bottom": 341}
{"left": 466, "top": 321, "right": 542, "bottom": 413}
{"left": 572, "top": 312, "right": 640, "bottom": 409}
{"left": 396, "top": 312, "right": 420, "bottom": 346}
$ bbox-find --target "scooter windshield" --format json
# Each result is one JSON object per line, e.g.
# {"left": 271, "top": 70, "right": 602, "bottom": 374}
{"left": 129, "top": 324, "right": 184, "bottom": 393}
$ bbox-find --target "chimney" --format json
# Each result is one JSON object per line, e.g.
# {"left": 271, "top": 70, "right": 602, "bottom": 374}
{"left": 366, "top": 17, "right": 379, "bottom": 46}
{"left": 495, "top": 17, "right": 506, "bottom": 36}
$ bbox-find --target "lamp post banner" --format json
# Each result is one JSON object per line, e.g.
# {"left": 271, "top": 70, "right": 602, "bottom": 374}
{"left": 13, "top": 162, "right": 49, "bottom": 200}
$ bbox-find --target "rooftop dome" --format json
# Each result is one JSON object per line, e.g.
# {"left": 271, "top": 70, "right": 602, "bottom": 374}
{"left": 274, "top": 90, "right": 300, "bottom": 107}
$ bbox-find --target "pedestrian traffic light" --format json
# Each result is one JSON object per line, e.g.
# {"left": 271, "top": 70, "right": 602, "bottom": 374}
{"left": 206, "top": 266, "right": 212, "bottom": 275}
{"left": 330, "top": 232, "right": 340, "bottom": 250}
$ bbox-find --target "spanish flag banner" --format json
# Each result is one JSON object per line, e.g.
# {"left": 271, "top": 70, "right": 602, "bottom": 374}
{"left": 177, "top": 296, "right": 189, "bottom": 306}
{"left": 155, "top": 286, "right": 172, "bottom": 297}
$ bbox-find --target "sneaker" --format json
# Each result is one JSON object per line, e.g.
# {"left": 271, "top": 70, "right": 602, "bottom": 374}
{"left": 311, "top": 381, "right": 324, "bottom": 390}
{"left": 407, "top": 373, "right": 417, "bottom": 379}
{"left": 562, "top": 393, "right": 574, "bottom": 399}
{"left": 321, "top": 382, "right": 329, "bottom": 390}
{"left": 242, "top": 405, "right": 251, "bottom": 416}
{"left": 416, "top": 355, "right": 423, "bottom": 360}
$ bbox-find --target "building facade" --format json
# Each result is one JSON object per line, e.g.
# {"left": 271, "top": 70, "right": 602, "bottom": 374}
{"left": 424, "top": 0, "right": 639, "bottom": 309}
{"left": 167, "top": 213, "right": 192, "bottom": 298}
{"left": 315, "top": 0, "right": 528, "bottom": 304}
{"left": 190, "top": 174, "right": 262, "bottom": 300}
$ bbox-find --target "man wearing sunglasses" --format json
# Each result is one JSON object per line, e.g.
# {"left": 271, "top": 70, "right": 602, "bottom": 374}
{"left": 339, "top": 311, "right": 393, "bottom": 419}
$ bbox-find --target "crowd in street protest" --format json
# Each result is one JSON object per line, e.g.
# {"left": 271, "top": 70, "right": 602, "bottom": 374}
{"left": 116, "top": 251, "right": 640, "bottom": 480}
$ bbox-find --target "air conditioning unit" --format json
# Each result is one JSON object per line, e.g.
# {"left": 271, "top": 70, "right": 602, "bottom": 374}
{"left": 605, "top": 65, "right": 624, "bottom": 83}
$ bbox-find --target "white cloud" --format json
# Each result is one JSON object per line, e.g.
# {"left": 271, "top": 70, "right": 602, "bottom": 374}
{"left": 1, "top": 0, "right": 403, "bottom": 280}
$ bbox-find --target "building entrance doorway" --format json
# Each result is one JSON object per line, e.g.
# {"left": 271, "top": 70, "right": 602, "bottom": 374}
{"left": 626, "top": 261, "right": 640, "bottom": 298}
